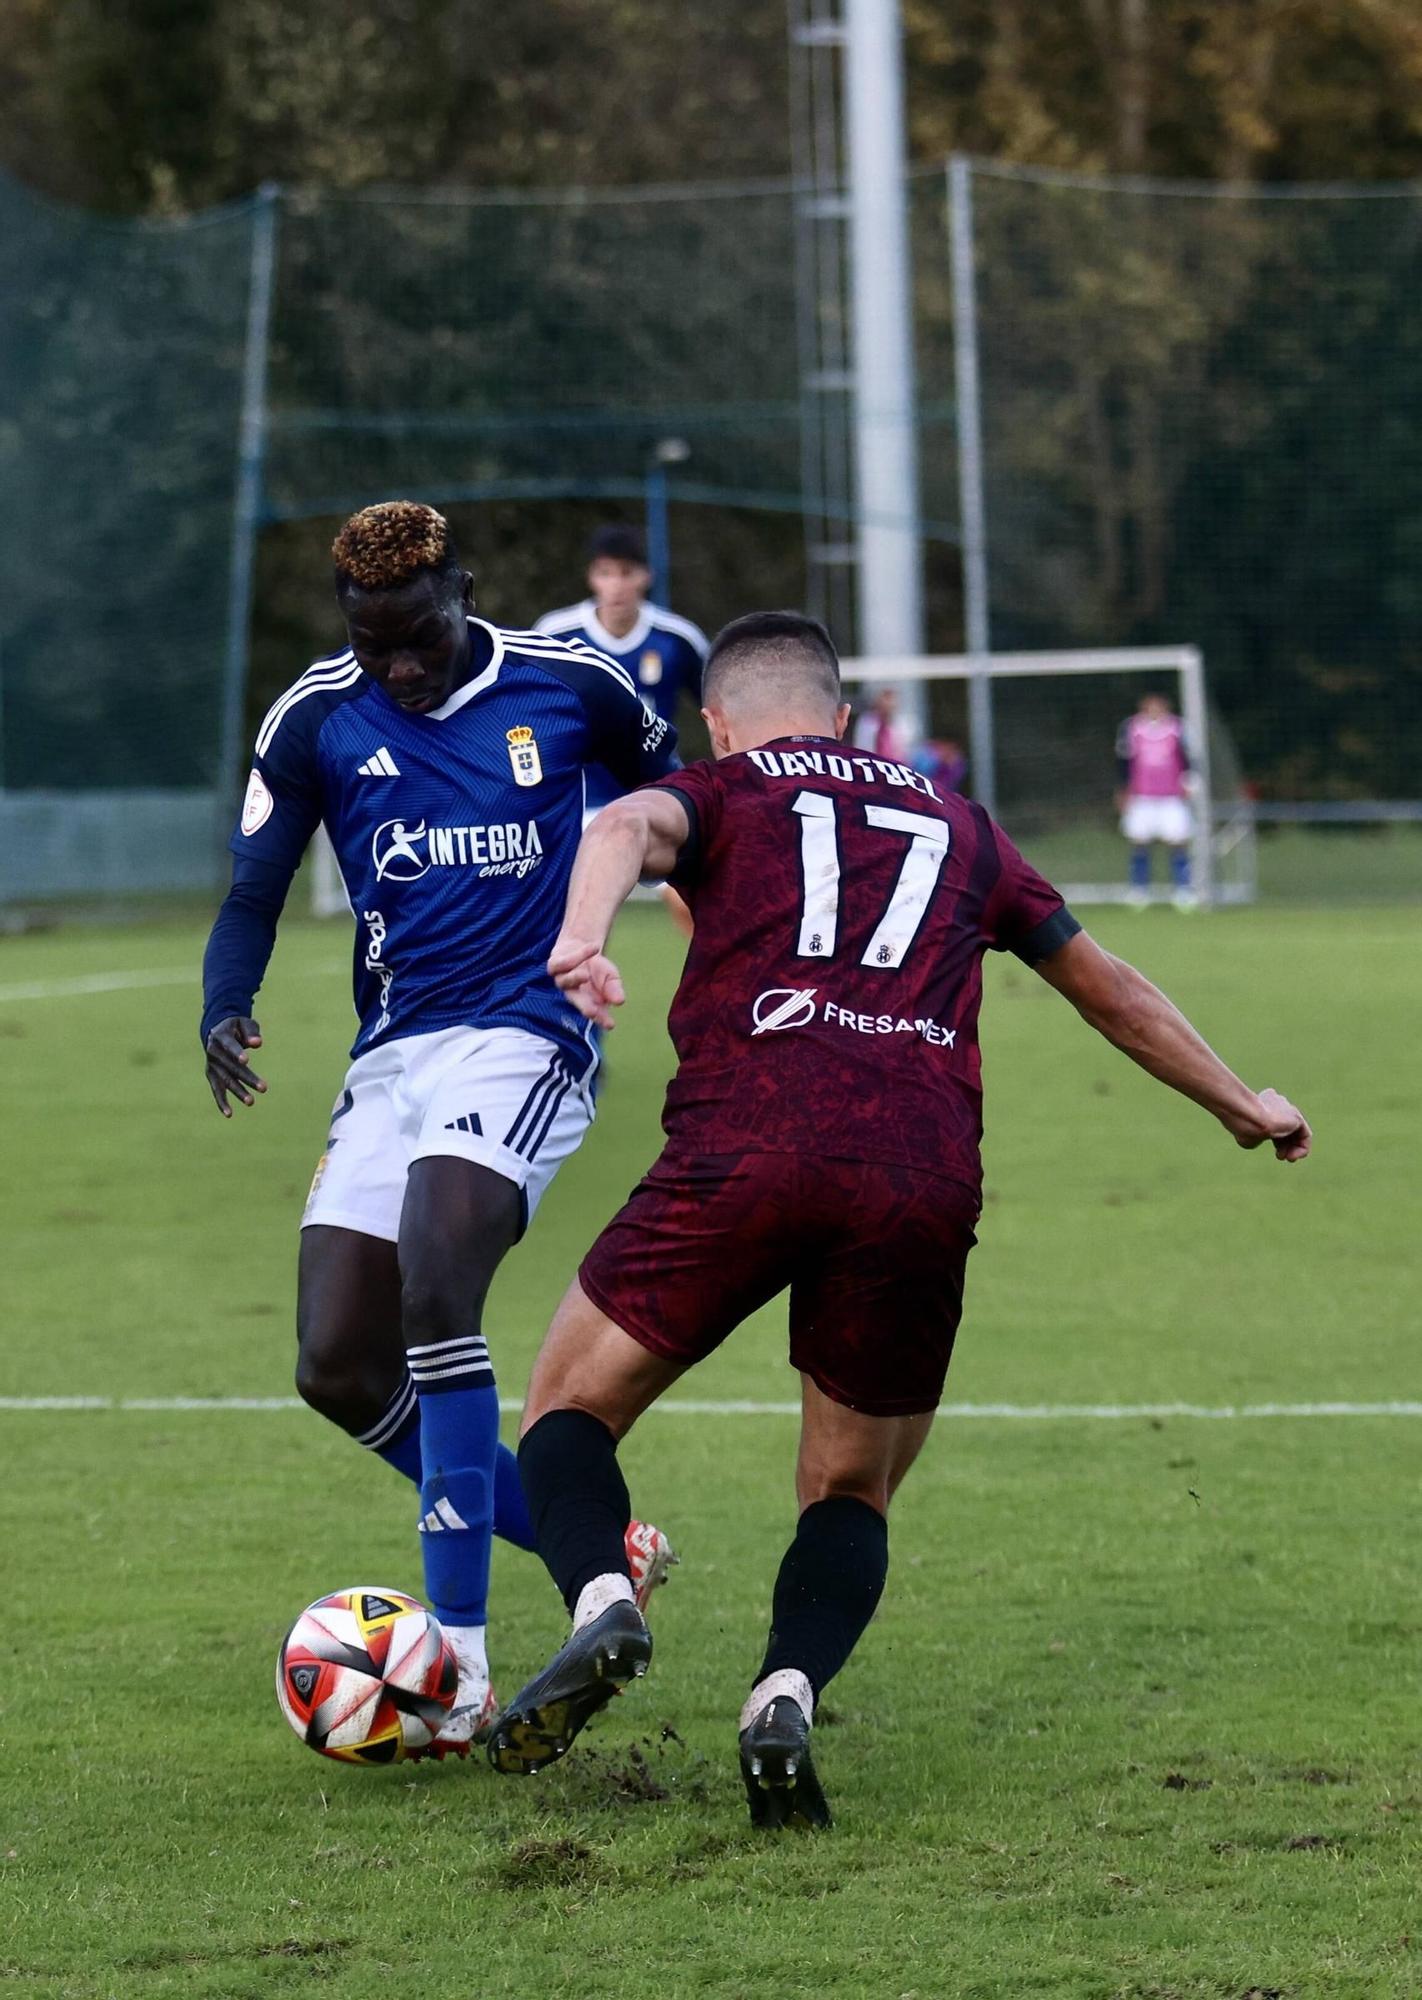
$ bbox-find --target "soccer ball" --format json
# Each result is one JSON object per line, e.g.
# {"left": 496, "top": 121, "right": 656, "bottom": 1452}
{"left": 275, "top": 1587, "right": 458, "bottom": 1763}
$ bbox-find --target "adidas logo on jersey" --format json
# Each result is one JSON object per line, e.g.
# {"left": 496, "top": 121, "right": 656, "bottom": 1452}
{"left": 356, "top": 747, "right": 401, "bottom": 778}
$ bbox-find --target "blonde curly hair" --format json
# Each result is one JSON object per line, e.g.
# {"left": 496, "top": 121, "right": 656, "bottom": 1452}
{"left": 332, "top": 500, "right": 458, "bottom": 591}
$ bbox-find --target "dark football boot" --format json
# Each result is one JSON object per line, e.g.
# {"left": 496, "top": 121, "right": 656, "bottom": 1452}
{"left": 739, "top": 1695, "right": 832, "bottom": 1831}
{"left": 486, "top": 1601, "right": 652, "bottom": 1777}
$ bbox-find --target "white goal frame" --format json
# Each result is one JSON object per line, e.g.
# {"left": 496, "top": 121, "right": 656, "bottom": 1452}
{"left": 309, "top": 825, "right": 351, "bottom": 919}
{"left": 844, "top": 644, "right": 1255, "bottom": 908}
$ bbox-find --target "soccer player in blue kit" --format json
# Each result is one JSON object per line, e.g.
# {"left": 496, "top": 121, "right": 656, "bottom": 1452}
{"left": 535, "top": 523, "right": 707, "bottom": 811}
{"left": 201, "top": 502, "right": 679, "bottom": 1751}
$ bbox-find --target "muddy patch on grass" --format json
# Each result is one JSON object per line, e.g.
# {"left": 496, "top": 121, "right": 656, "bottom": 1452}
{"left": 500, "top": 1836, "right": 606, "bottom": 1892}
{"left": 549, "top": 1729, "right": 713, "bottom": 1810}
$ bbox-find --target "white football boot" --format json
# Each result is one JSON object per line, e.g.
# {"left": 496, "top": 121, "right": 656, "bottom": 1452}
{"left": 409, "top": 1625, "right": 497, "bottom": 1761}
{"left": 624, "top": 1519, "right": 678, "bottom": 1613}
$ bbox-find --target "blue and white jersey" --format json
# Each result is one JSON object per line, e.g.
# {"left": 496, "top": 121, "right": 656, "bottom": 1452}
{"left": 230, "top": 618, "right": 677, "bottom": 1072}
{"left": 534, "top": 600, "right": 707, "bottom": 809}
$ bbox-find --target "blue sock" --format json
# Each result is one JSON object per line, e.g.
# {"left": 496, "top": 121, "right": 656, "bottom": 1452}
{"left": 358, "top": 1372, "right": 535, "bottom": 1552}
{"left": 1129, "top": 845, "right": 1151, "bottom": 890}
{"left": 410, "top": 1347, "right": 501, "bottom": 1629}
{"left": 1170, "top": 846, "right": 1191, "bottom": 889}
{"left": 494, "top": 1438, "right": 536, "bottom": 1551}
{"left": 356, "top": 1375, "right": 423, "bottom": 1484}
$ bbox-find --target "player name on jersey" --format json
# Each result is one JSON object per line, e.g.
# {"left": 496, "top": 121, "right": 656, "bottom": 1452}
{"left": 649, "top": 737, "right": 1078, "bottom": 1190}
{"left": 747, "top": 746, "right": 939, "bottom": 798}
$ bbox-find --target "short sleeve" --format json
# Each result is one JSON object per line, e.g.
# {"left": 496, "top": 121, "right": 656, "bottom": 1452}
{"left": 640, "top": 761, "right": 722, "bottom": 890}
{"left": 983, "top": 821, "right": 1081, "bottom": 965}
{"left": 541, "top": 645, "right": 680, "bottom": 789}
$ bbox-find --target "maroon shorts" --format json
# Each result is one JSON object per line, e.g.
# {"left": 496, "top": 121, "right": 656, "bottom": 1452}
{"left": 578, "top": 1150, "right": 979, "bottom": 1418}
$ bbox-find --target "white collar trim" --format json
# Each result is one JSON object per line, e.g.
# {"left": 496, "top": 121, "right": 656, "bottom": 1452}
{"left": 425, "top": 618, "right": 505, "bottom": 720}
{"left": 580, "top": 600, "right": 653, "bottom": 654}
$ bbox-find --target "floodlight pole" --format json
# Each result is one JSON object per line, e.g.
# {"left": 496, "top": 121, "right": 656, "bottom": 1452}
{"left": 948, "top": 154, "right": 996, "bottom": 817}
{"left": 845, "top": 0, "right": 925, "bottom": 728}
{"left": 217, "top": 181, "right": 279, "bottom": 850}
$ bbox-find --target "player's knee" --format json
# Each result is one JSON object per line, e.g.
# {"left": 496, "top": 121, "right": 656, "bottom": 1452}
{"left": 294, "top": 1325, "right": 395, "bottom": 1433}
{"left": 796, "top": 1462, "right": 892, "bottom": 1517}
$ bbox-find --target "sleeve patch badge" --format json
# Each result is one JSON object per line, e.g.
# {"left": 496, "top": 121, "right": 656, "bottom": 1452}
{"left": 507, "top": 726, "right": 543, "bottom": 788}
{"left": 240, "top": 768, "right": 274, "bottom": 836}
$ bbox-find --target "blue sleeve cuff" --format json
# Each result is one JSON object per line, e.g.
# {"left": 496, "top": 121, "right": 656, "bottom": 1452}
{"left": 200, "top": 854, "right": 295, "bottom": 1044}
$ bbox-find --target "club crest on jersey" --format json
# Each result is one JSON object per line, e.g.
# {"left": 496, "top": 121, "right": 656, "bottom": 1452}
{"left": 639, "top": 648, "right": 664, "bottom": 687}
{"left": 506, "top": 726, "right": 543, "bottom": 788}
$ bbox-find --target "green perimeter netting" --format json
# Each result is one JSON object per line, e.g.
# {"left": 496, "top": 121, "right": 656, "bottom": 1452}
{"left": 967, "top": 163, "right": 1422, "bottom": 802}
{"left": 4, "top": 163, "right": 1422, "bottom": 904}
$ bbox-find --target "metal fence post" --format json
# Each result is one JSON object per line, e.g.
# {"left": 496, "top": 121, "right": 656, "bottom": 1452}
{"left": 948, "top": 154, "right": 996, "bottom": 816}
{"left": 1179, "top": 646, "right": 1216, "bottom": 907}
{"left": 216, "top": 181, "right": 280, "bottom": 851}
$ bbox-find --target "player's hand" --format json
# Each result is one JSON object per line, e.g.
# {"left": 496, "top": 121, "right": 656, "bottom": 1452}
{"left": 205, "top": 1015, "right": 268, "bottom": 1117}
{"left": 1227, "top": 1087, "right": 1311, "bottom": 1162}
{"left": 548, "top": 938, "right": 626, "bottom": 1031}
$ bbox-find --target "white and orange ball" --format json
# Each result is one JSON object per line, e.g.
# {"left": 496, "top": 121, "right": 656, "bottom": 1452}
{"left": 276, "top": 1588, "right": 457, "bottom": 1763}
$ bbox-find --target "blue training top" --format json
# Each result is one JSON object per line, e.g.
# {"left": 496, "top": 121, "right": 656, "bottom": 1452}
{"left": 201, "top": 617, "right": 678, "bottom": 1074}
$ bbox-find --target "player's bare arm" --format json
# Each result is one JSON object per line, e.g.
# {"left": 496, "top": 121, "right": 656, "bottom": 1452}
{"left": 204, "top": 1014, "right": 267, "bottom": 1117}
{"left": 1035, "top": 931, "right": 1311, "bottom": 1161}
{"left": 547, "top": 790, "right": 691, "bottom": 1029}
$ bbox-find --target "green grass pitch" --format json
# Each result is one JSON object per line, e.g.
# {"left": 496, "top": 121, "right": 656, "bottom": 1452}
{"left": 1, "top": 897, "right": 1419, "bottom": 1998}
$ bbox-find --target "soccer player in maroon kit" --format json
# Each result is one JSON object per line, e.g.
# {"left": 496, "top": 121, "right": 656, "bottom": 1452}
{"left": 487, "top": 612, "right": 1311, "bottom": 1827}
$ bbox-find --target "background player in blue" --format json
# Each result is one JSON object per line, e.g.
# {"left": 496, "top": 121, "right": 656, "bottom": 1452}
{"left": 201, "top": 502, "right": 679, "bottom": 1751}
{"left": 534, "top": 523, "right": 708, "bottom": 811}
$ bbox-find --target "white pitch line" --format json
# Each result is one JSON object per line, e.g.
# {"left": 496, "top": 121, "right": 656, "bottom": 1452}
{"left": 2, "top": 1396, "right": 1421, "bottom": 1419}
{"left": 0, "top": 963, "right": 347, "bottom": 1005}
{"left": 0, "top": 968, "right": 197, "bottom": 1003}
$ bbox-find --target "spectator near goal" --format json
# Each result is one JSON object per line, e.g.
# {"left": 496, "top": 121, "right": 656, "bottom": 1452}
{"left": 851, "top": 684, "right": 912, "bottom": 762}
{"left": 1116, "top": 692, "right": 1195, "bottom": 905}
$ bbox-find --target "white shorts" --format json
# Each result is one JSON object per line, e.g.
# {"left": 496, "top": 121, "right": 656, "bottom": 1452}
{"left": 301, "top": 1025, "right": 594, "bottom": 1244}
{"left": 1122, "top": 796, "right": 1192, "bottom": 845}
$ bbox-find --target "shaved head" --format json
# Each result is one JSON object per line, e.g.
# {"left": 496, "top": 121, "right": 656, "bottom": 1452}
{"left": 702, "top": 611, "right": 841, "bottom": 714}
{"left": 699, "top": 612, "right": 848, "bottom": 759}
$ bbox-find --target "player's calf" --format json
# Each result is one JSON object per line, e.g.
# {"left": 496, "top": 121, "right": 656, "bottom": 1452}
{"left": 294, "top": 1223, "right": 407, "bottom": 1436}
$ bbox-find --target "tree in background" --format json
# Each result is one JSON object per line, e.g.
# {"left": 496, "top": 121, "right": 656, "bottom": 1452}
{"left": 3, "top": 0, "right": 1422, "bottom": 795}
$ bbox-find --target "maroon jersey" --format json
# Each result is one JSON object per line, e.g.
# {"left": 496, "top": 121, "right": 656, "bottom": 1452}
{"left": 650, "top": 738, "right": 1078, "bottom": 1193}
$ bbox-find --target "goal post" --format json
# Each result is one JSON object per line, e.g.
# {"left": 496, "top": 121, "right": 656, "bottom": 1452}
{"left": 843, "top": 646, "right": 1256, "bottom": 908}
{"left": 310, "top": 825, "right": 351, "bottom": 919}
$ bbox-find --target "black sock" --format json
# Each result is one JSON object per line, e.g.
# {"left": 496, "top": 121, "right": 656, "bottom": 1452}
{"left": 518, "top": 1409, "right": 632, "bottom": 1615}
{"left": 756, "top": 1495, "right": 889, "bottom": 1700}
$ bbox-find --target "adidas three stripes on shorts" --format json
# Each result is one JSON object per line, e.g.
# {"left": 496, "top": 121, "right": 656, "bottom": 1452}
{"left": 301, "top": 1024, "right": 594, "bottom": 1243}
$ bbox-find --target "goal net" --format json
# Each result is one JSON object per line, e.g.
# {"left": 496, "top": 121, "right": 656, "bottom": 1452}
{"left": 843, "top": 647, "right": 1256, "bottom": 907}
